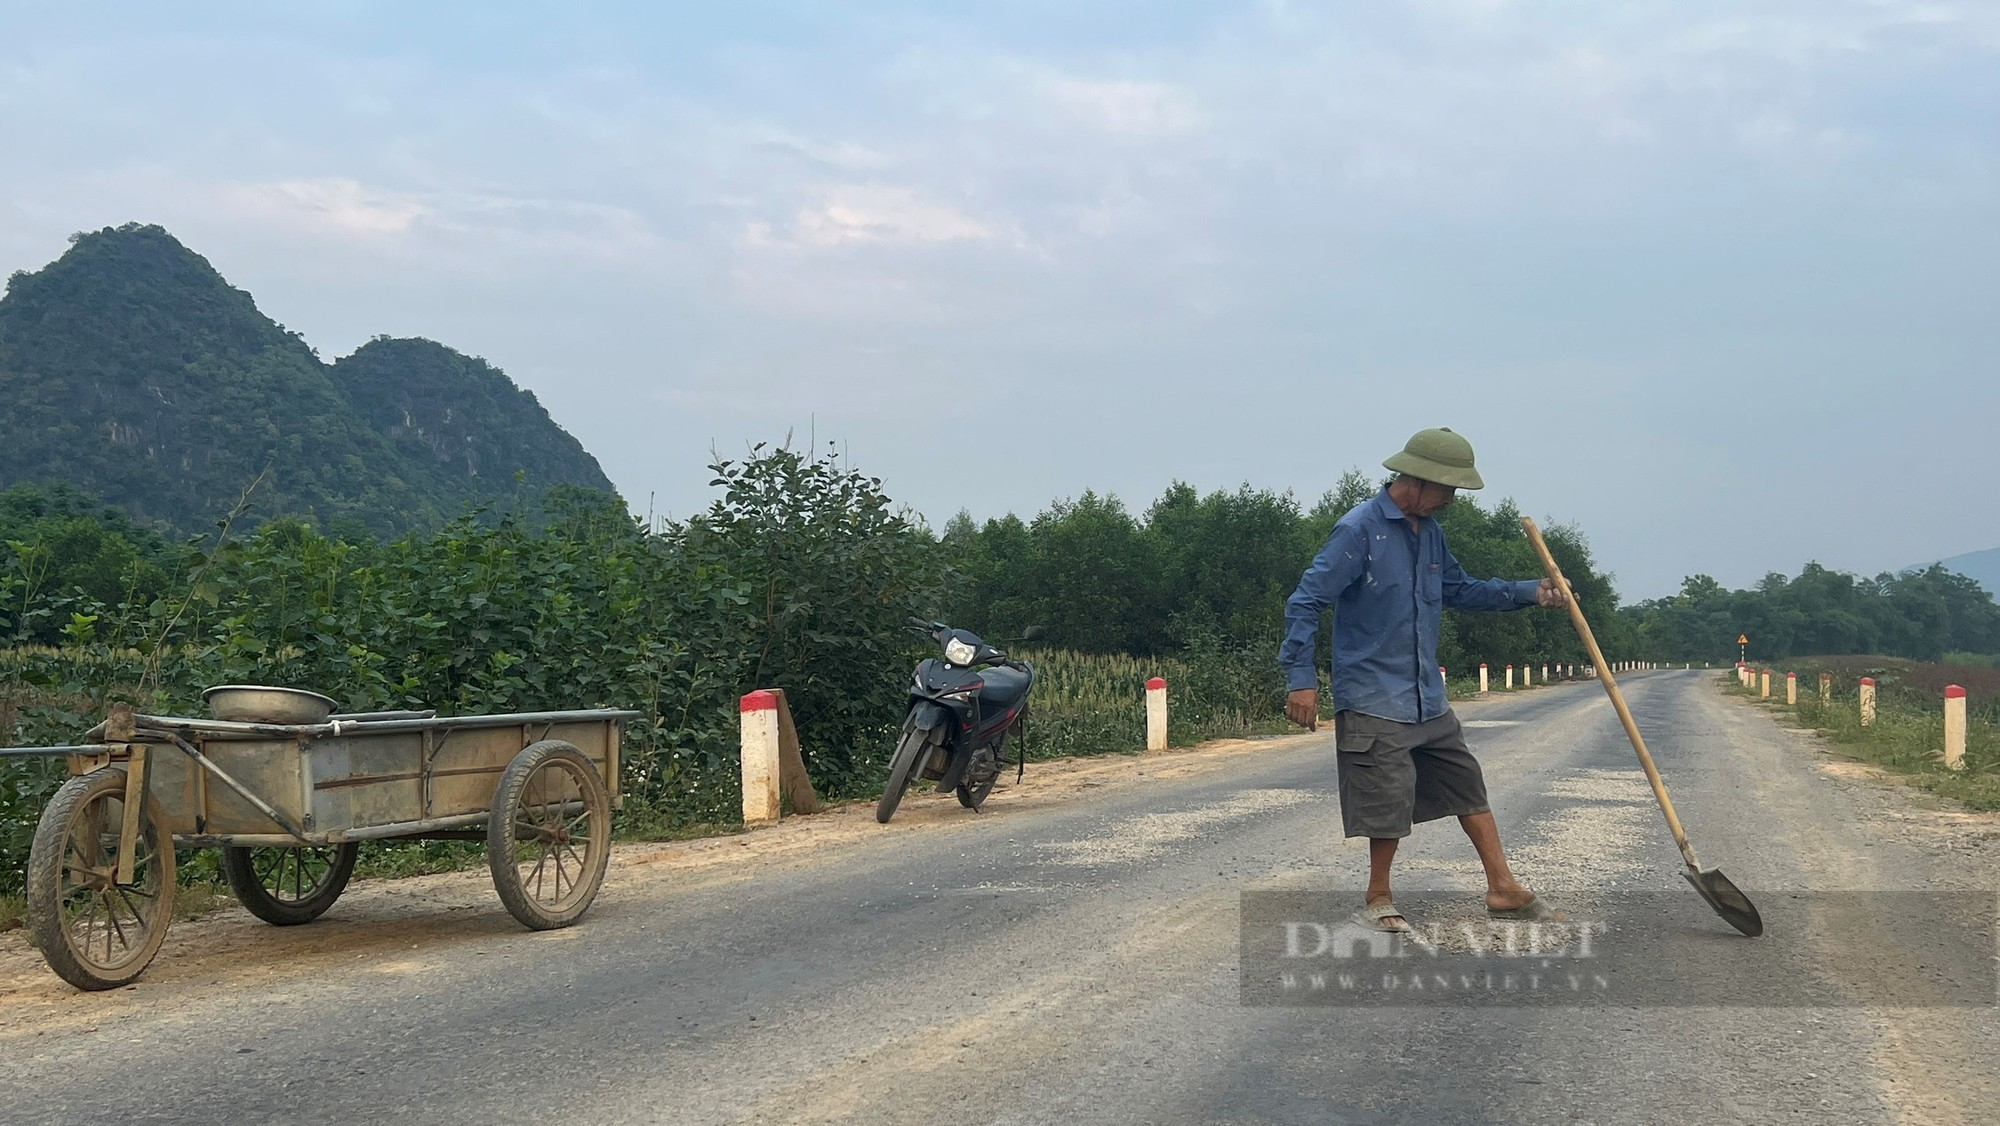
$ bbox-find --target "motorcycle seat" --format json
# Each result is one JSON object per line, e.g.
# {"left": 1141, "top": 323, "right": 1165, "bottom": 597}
{"left": 977, "top": 665, "right": 1030, "bottom": 707}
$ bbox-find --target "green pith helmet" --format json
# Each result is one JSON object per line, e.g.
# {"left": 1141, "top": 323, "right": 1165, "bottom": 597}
{"left": 1382, "top": 427, "right": 1485, "bottom": 490}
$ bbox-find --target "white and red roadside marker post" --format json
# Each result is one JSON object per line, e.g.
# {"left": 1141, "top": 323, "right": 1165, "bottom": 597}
{"left": 1542, "top": 663, "right": 1550, "bottom": 683}
{"left": 1820, "top": 672, "right": 1832, "bottom": 707}
{"left": 1440, "top": 665, "right": 1448, "bottom": 691}
{"left": 1945, "top": 685, "right": 1968, "bottom": 771}
{"left": 738, "top": 689, "right": 821, "bottom": 825}
{"left": 740, "top": 690, "right": 783, "bottom": 825}
{"left": 1760, "top": 669, "right": 1771, "bottom": 699}
{"left": 1146, "top": 677, "right": 1168, "bottom": 751}
{"left": 1860, "top": 677, "right": 1877, "bottom": 727}
{"left": 1480, "top": 663, "right": 1489, "bottom": 694}
{"left": 1786, "top": 671, "right": 1797, "bottom": 706}
{"left": 1505, "top": 664, "right": 1514, "bottom": 689}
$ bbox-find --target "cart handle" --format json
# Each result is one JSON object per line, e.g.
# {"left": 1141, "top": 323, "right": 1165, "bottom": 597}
{"left": 0, "top": 745, "right": 109, "bottom": 758}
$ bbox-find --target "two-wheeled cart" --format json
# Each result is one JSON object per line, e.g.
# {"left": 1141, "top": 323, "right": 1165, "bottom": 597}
{"left": 1, "top": 691, "right": 636, "bottom": 990}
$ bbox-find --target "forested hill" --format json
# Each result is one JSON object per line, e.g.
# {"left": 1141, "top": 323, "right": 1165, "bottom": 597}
{"left": 1933, "top": 547, "right": 2000, "bottom": 601}
{"left": 0, "top": 223, "right": 617, "bottom": 538}
{"left": 331, "top": 337, "right": 607, "bottom": 503}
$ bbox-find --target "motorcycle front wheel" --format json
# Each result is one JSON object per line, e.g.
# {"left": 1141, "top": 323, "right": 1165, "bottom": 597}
{"left": 875, "top": 719, "right": 932, "bottom": 824}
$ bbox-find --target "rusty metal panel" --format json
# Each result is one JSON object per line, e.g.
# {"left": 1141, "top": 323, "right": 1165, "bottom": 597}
{"left": 544, "top": 720, "right": 618, "bottom": 790}
{"left": 193, "top": 738, "right": 310, "bottom": 835}
{"left": 543, "top": 720, "right": 612, "bottom": 759}
{"left": 142, "top": 743, "right": 202, "bottom": 835}
{"left": 428, "top": 725, "right": 518, "bottom": 818}
{"left": 307, "top": 731, "right": 426, "bottom": 833}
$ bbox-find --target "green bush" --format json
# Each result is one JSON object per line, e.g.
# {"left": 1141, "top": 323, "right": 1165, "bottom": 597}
{"left": 0, "top": 446, "right": 947, "bottom": 894}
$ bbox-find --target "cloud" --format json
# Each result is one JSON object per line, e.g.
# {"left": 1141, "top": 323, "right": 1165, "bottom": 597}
{"left": 1731, "top": 111, "right": 1855, "bottom": 159}
{"left": 226, "top": 178, "right": 427, "bottom": 237}
{"left": 740, "top": 127, "right": 893, "bottom": 174}
{"left": 1034, "top": 75, "right": 1202, "bottom": 137}
{"left": 747, "top": 185, "right": 996, "bottom": 249}
{"left": 217, "top": 177, "right": 665, "bottom": 266}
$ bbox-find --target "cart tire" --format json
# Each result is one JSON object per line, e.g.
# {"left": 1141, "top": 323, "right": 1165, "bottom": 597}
{"left": 25, "top": 766, "right": 177, "bottom": 991}
{"left": 221, "top": 842, "right": 359, "bottom": 926}
{"left": 487, "top": 740, "right": 612, "bottom": 930}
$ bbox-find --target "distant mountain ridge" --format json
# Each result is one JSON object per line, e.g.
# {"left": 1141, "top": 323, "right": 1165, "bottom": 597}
{"left": 1933, "top": 547, "right": 2000, "bottom": 597}
{"left": 0, "top": 223, "right": 617, "bottom": 537}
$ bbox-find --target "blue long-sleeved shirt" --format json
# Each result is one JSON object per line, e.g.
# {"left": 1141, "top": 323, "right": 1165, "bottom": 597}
{"left": 1280, "top": 488, "right": 1542, "bottom": 723}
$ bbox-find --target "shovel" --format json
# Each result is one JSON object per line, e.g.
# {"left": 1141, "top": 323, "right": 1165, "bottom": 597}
{"left": 1520, "top": 517, "right": 1764, "bottom": 938}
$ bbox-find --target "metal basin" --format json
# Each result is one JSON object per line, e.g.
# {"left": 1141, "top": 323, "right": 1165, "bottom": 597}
{"left": 201, "top": 685, "right": 339, "bottom": 725}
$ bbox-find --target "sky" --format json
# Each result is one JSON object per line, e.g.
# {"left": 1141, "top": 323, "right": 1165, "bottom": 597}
{"left": 3, "top": 1, "right": 1996, "bottom": 601}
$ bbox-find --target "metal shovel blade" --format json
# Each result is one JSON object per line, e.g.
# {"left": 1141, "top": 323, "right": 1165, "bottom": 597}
{"left": 1683, "top": 866, "right": 1763, "bottom": 937}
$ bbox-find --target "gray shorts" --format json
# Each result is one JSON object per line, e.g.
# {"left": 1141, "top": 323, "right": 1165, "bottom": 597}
{"left": 1334, "top": 709, "right": 1490, "bottom": 839}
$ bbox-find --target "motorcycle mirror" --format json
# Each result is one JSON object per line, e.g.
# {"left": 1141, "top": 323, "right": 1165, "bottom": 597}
{"left": 1021, "top": 625, "right": 1046, "bottom": 641}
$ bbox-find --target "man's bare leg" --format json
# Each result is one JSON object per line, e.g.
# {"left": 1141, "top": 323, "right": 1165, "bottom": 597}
{"left": 1458, "top": 810, "right": 1535, "bottom": 911}
{"left": 1365, "top": 837, "right": 1411, "bottom": 930}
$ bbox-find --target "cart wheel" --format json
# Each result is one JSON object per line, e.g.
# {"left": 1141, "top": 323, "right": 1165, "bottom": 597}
{"left": 487, "top": 740, "right": 611, "bottom": 930}
{"left": 221, "top": 842, "right": 359, "bottom": 926}
{"left": 25, "top": 766, "right": 177, "bottom": 991}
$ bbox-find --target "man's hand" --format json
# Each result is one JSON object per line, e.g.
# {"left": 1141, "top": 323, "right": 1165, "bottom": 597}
{"left": 1285, "top": 688, "right": 1322, "bottom": 731}
{"left": 1536, "top": 578, "right": 1571, "bottom": 608}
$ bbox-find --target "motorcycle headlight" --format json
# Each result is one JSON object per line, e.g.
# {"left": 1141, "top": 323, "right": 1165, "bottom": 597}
{"left": 943, "top": 637, "right": 978, "bottom": 666}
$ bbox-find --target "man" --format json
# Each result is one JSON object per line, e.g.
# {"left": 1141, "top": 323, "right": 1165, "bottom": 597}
{"left": 1279, "top": 427, "right": 1566, "bottom": 932}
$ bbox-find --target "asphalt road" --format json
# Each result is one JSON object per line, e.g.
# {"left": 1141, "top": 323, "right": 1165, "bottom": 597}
{"left": 3, "top": 670, "right": 1996, "bottom": 1125}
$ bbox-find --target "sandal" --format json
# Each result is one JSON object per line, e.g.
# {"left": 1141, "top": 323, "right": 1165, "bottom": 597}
{"left": 1487, "top": 894, "right": 1564, "bottom": 921}
{"left": 1355, "top": 900, "right": 1413, "bottom": 933}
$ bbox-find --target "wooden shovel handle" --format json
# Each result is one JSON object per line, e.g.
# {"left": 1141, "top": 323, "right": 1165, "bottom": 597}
{"left": 1520, "top": 516, "right": 1701, "bottom": 871}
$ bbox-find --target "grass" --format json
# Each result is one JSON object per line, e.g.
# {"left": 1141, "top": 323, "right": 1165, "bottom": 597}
{"left": 352, "top": 840, "right": 488, "bottom": 880}
{"left": 1016, "top": 646, "right": 1293, "bottom": 758}
{"left": 1719, "top": 671, "right": 2000, "bottom": 811}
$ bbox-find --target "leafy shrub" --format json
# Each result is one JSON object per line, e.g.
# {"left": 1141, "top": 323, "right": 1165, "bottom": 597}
{"left": 0, "top": 446, "right": 945, "bottom": 894}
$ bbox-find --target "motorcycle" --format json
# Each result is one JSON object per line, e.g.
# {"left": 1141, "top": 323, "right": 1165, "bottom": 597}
{"left": 876, "top": 619, "right": 1043, "bottom": 824}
